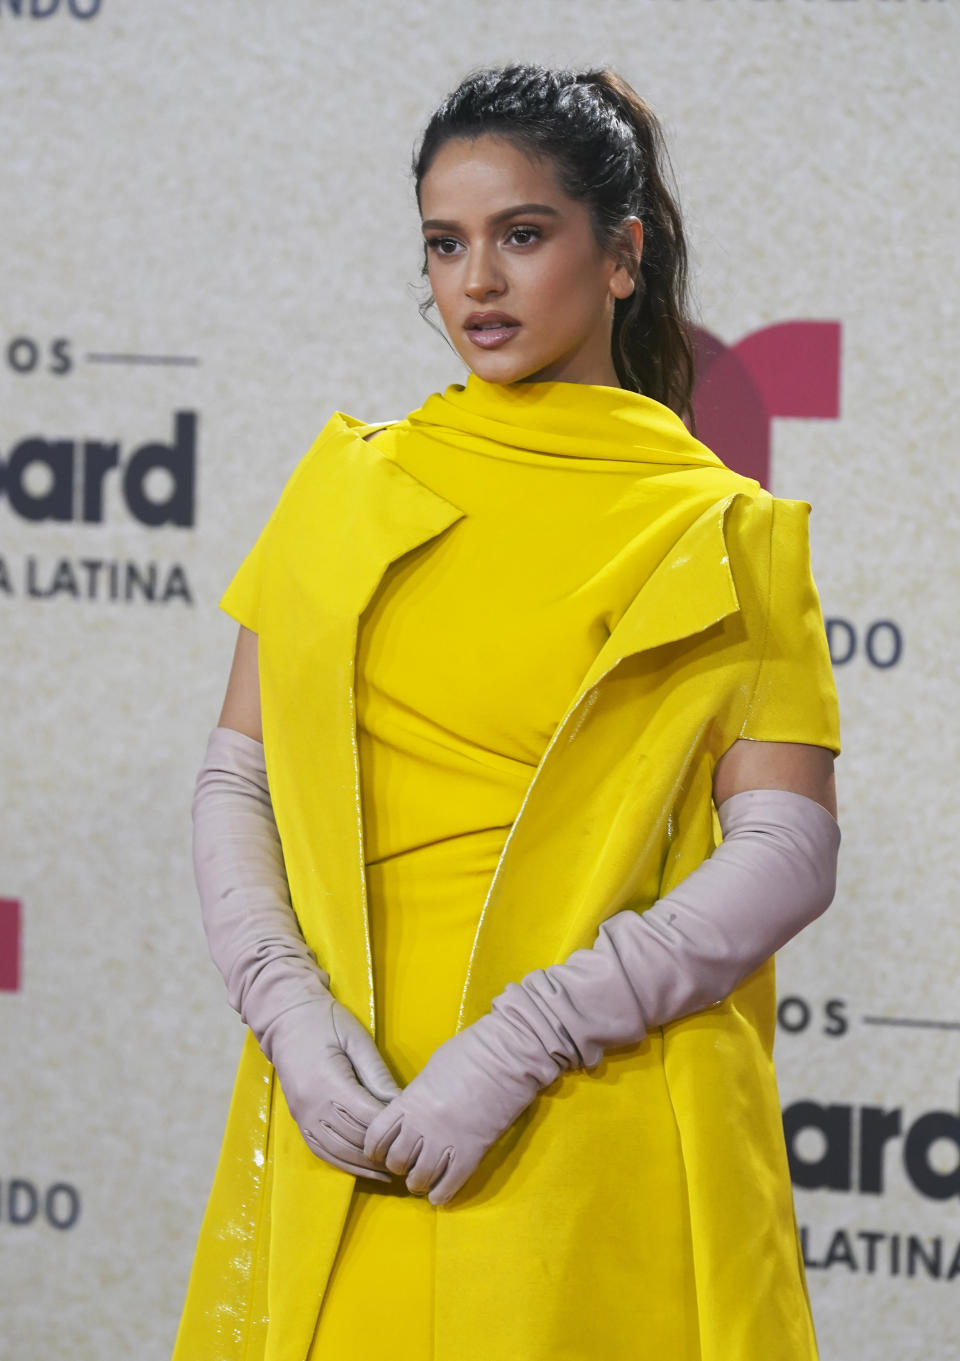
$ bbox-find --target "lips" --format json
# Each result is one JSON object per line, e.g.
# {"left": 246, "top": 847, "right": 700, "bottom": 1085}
{"left": 464, "top": 311, "right": 521, "bottom": 350}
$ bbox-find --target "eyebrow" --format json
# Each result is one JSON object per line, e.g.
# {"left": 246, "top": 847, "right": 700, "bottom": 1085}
{"left": 420, "top": 202, "right": 562, "bottom": 233}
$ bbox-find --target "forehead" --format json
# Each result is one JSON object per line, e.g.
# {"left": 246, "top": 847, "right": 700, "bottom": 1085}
{"left": 419, "top": 134, "right": 572, "bottom": 217}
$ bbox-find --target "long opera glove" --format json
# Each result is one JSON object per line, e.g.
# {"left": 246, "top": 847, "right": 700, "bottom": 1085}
{"left": 193, "top": 726, "right": 403, "bottom": 1182}
{"left": 363, "top": 787, "right": 840, "bottom": 1205}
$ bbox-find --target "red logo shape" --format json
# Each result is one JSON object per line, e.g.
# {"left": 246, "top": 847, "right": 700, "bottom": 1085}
{"left": 0, "top": 898, "right": 22, "bottom": 991}
{"left": 692, "top": 321, "right": 842, "bottom": 488}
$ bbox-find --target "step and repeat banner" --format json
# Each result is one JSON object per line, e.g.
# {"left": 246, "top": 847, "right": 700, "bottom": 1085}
{"left": 1, "top": 3, "right": 957, "bottom": 1358}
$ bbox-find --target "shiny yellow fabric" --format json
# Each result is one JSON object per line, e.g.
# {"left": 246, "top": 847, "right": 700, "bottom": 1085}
{"left": 172, "top": 376, "right": 840, "bottom": 1361}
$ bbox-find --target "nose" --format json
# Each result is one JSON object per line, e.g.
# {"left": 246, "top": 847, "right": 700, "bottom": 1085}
{"left": 463, "top": 241, "right": 506, "bottom": 301}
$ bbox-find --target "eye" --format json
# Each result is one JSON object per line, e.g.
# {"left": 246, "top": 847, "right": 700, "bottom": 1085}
{"left": 506, "top": 225, "right": 541, "bottom": 246}
{"left": 424, "top": 235, "right": 462, "bottom": 257}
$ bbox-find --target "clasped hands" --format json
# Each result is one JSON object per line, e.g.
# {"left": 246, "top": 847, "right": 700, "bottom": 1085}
{"left": 191, "top": 727, "right": 579, "bottom": 1206}
{"left": 311, "top": 781, "right": 844, "bottom": 1203}
{"left": 348, "top": 995, "right": 570, "bottom": 1206}
{"left": 193, "top": 729, "right": 841, "bottom": 1206}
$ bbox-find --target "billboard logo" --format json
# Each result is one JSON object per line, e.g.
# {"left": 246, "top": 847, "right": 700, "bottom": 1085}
{"left": 785, "top": 1085, "right": 960, "bottom": 1201}
{"left": 0, "top": 411, "right": 196, "bottom": 527}
{"left": 0, "top": 1179, "right": 80, "bottom": 1230}
{"left": 827, "top": 618, "right": 903, "bottom": 669}
{"left": 0, "top": 0, "right": 102, "bottom": 17}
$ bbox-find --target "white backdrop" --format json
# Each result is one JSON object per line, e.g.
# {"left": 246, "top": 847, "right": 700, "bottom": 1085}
{"left": 1, "top": 3, "right": 958, "bottom": 1358}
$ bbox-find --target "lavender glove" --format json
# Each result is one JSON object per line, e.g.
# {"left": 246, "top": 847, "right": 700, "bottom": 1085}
{"left": 193, "top": 726, "right": 402, "bottom": 1182}
{"left": 364, "top": 787, "right": 840, "bottom": 1205}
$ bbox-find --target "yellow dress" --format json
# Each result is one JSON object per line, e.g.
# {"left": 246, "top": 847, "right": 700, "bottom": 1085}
{"left": 310, "top": 421, "right": 686, "bottom": 1355}
{"left": 173, "top": 375, "right": 839, "bottom": 1361}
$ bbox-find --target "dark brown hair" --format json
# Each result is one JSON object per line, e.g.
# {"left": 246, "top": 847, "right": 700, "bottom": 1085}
{"left": 413, "top": 63, "right": 697, "bottom": 427}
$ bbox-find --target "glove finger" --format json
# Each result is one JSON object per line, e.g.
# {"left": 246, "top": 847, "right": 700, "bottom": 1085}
{"left": 384, "top": 1127, "right": 425, "bottom": 1178}
{"left": 316, "top": 1119, "right": 380, "bottom": 1163}
{"left": 324, "top": 1061, "right": 398, "bottom": 1126}
{"left": 406, "top": 1143, "right": 454, "bottom": 1198}
{"left": 307, "top": 1124, "right": 396, "bottom": 1182}
{"left": 352, "top": 1054, "right": 404, "bottom": 1105}
{"left": 363, "top": 1110, "right": 404, "bottom": 1163}
{"left": 426, "top": 1149, "right": 473, "bottom": 1206}
{"left": 324, "top": 1102, "right": 371, "bottom": 1151}
{"left": 335, "top": 1009, "right": 404, "bottom": 1104}
{"left": 302, "top": 1134, "right": 394, "bottom": 1182}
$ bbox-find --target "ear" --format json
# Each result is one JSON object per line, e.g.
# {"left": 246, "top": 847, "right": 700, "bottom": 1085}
{"left": 609, "top": 217, "right": 644, "bottom": 300}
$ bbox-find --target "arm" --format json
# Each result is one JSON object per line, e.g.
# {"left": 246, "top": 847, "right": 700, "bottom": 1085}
{"left": 713, "top": 736, "right": 837, "bottom": 817}
{"left": 217, "top": 624, "right": 263, "bottom": 742}
{"left": 363, "top": 740, "right": 839, "bottom": 1204}
{"left": 194, "top": 626, "right": 402, "bottom": 1181}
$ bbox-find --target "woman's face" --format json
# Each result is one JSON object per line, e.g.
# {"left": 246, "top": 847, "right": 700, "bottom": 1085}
{"left": 418, "top": 134, "right": 640, "bottom": 387}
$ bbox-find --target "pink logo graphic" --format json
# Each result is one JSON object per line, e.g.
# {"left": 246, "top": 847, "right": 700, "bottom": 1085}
{"left": 692, "top": 322, "right": 842, "bottom": 488}
{"left": 1, "top": 898, "right": 21, "bottom": 991}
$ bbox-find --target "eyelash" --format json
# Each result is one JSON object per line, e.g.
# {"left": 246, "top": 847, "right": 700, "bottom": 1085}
{"left": 424, "top": 225, "right": 543, "bottom": 256}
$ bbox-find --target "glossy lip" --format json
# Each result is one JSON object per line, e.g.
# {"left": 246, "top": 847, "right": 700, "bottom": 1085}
{"left": 463, "top": 310, "right": 522, "bottom": 349}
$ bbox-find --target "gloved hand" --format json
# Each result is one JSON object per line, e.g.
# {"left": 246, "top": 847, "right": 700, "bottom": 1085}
{"left": 193, "top": 725, "right": 403, "bottom": 1182}
{"left": 364, "top": 787, "right": 840, "bottom": 1204}
{"left": 363, "top": 1006, "right": 555, "bottom": 1204}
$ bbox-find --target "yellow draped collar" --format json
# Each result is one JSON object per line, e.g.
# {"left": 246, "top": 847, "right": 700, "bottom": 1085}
{"left": 403, "top": 373, "right": 726, "bottom": 470}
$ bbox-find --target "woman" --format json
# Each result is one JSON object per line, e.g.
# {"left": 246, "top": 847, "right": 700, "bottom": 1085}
{"left": 174, "top": 64, "right": 840, "bottom": 1360}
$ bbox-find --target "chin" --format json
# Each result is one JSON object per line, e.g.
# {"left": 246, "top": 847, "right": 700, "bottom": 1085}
{"left": 462, "top": 349, "right": 555, "bottom": 387}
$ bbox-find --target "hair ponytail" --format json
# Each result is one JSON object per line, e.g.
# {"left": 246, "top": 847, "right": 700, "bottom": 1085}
{"left": 414, "top": 64, "right": 698, "bottom": 428}
{"left": 579, "top": 71, "right": 696, "bottom": 426}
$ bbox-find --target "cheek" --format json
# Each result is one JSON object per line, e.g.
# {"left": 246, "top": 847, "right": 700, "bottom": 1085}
{"left": 427, "top": 261, "right": 454, "bottom": 311}
{"left": 570, "top": 261, "right": 615, "bottom": 325}
{"left": 536, "top": 250, "right": 602, "bottom": 308}
{"left": 427, "top": 268, "right": 467, "bottom": 344}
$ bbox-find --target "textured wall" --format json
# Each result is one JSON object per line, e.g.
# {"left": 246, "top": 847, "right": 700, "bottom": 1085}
{"left": 1, "top": 2, "right": 958, "bottom": 1357}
